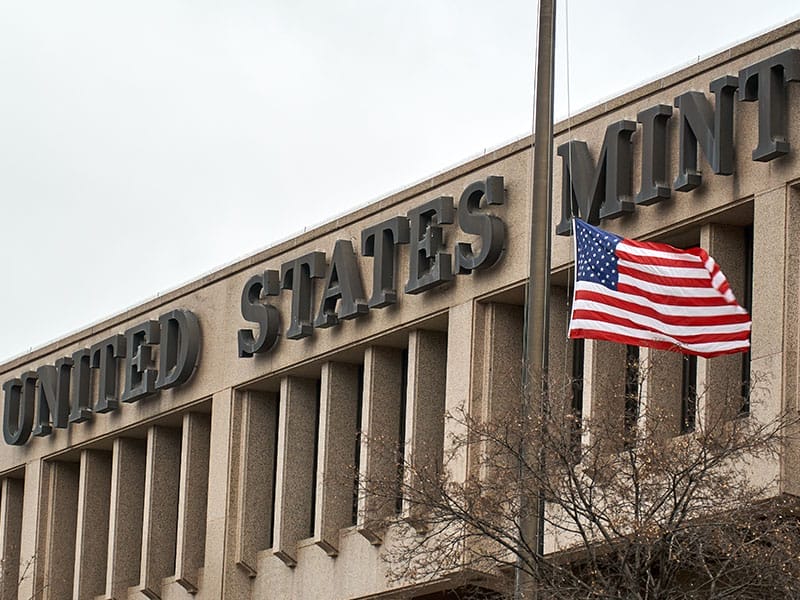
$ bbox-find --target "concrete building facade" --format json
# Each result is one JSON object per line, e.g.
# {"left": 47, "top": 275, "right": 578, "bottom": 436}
{"left": 2, "top": 19, "right": 800, "bottom": 600}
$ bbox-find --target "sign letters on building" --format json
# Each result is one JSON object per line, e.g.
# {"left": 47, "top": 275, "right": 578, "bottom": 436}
{"left": 1, "top": 309, "right": 200, "bottom": 446}
{"left": 237, "top": 175, "right": 507, "bottom": 357}
{"left": 3, "top": 46, "right": 800, "bottom": 447}
{"left": 556, "top": 49, "right": 800, "bottom": 235}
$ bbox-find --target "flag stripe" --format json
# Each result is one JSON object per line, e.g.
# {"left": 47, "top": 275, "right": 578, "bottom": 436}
{"left": 617, "top": 259, "right": 711, "bottom": 280}
{"left": 570, "top": 308, "right": 751, "bottom": 340}
{"left": 616, "top": 283, "right": 732, "bottom": 306}
{"left": 574, "top": 284, "right": 748, "bottom": 317}
{"left": 619, "top": 265, "right": 714, "bottom": 287}
{"left": 617, "top": 274, "right": 726, "bottom": 297}
{"left": 615, "top": 250, "right": 706, "bottom": 269}
{"left": 616, "top": 240, "right": 704, "bottom": 263}
{"left": 568, "top": 323, "right": 750, "bottom": 357}
{"left": 573, "top": 292, "right": 751, "bottom": 326}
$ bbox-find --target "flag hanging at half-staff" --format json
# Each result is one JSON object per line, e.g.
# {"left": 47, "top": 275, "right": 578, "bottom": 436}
{"left": 568, "top": 219, "right": 751, "bottom": 358}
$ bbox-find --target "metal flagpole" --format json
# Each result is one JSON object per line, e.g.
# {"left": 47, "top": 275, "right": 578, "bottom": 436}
{"left": 517, "top": 0, "right": 556, "bottom": 597}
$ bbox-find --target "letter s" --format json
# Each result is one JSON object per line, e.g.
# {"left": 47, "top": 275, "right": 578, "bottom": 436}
{"left": 455, "top": 175, "right": 506, "bottom": 274}
{"left": 238, "top": 270, "right": 281, "bottom": 358}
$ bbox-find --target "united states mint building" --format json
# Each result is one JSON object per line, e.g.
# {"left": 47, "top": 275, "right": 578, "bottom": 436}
{"left": 2, "top": 18, "right": 800, "bottom": 600}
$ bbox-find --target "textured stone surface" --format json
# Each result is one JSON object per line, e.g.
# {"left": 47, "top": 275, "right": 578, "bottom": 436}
{"left": 137, "top": 426, "right": 181, "bottom": 599}
{"left": 702, "top": 224, "right": 749, "bottom": 424}
{"left": 73, "top": 449, "right": 112, "bottom": 600}
{"left": 103, "top": 437, "right": 145, "bottom": 600}
{"left": 357, "top": 346, "right": 404, "bottom": 543}
{"left": 197, "top": 388, "right": 250, "bottom": 600}
{"left": 314, "top": 361, "right": 360, "bottom": 555}
{"left": 590, "top": 340, "right": 628, "bottom": 448}
{"left": 476, "top": 302, "right": 525, "bottom": 480}
{"left": 175, "top": 412, "right": 211, "bottom": 592}
{"left": 0, "top": 476, "right": 23, "bottom": 600}
{"left": 444, "top": 301, "right": 478, "bottom": 484}
{"left": 549, "top": 288, "right": 573, "bottom": 401}
{"left": 646, "top": 348, "right": 683, "bottom": 437}
{"left": 481, "top": 302, "right": 524, "bottom": 422}
{"left": 41, "top": 460, "right": 79, "bottom": 600}
{"left": 234, "top": 390, "right": 277, "bottom": 574}
{"left": 403, "top": 329, "right": 447, "bottom": 521}
{"left": 273, "top": 376, "right": 318, "bottom": 566}
{"left": 17, "top": 460, "right": 43, "bottom": 600}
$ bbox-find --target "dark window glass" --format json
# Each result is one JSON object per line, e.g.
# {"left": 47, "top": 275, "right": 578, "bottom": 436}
{"left": 624, "top": 345, "right": 640, "bottom": 444}
{"left": 395, "top": 349, "right": 409, "bottom": 514}
{"left": 570, "top": 338, "right": 585, "bottom": 457}
{"left": 740, "top": 225, "right": 754, "bottom": 415}
{"left": 352, "top": 365, "right": 365, "bottom": 525}
{"left": 681, "top": 354, "right": 698, "bottom": 433}
{"left": 309, "top": 380, "right": 321, "bottom": 536}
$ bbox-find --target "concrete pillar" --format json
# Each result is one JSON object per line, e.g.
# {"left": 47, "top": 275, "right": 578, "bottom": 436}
{"left": 748, "top": 187, "right": 792, "bottom": 493}
{"left": 234, "top": 391, "right": 278, "bottom": 575}
{"left": 551, "top": 288, "right": 586, "bottom": 453}
{"left": 40, "top": 460, "right": 80, "bottom": 600}
{"left": 200, "top": 388, "right": 250, "bottom": 599}
{"left": 784, "top": 186, "right": 800, "bottom": 497}
{"left": 18, "top": 460, "right": 44, "bottom": 600}
{"left": 646, "top": 349, "right": 683, "bottom": 438}
{"left": 357, "top": 346, "right": 404, "bottom": 544}
{"left": 137, "top": 426, "right": 181, "bottom": 599}
{"left": 444, "top": 301, "right": 479, "bottom": 484}
{"left": 700, "top": 224, "right": 748, "bottom": 425}
{"left": 549, "top": 288, "right": 573, "bottom": 399}
{"left": 314, "top": 361, "right": 361, "bottom": 555}
{"left": 175, "top": 412, "right": 211, "bottom": 592}
{"left": 72, "top": 449, "right": 112, "bottom": 600}
{"left": 479, "top": 303, "right": 524, "bottom": 423}
{"left": 0, "top": 477, "right": 24, "bottom": 600}
{"left": 403, "top": 329, "right": 447, "bottom": 521}
{"left": 103, "top": 437, "right": 145, "bottom": 600}
{"left": 476, "top": 302, "right": 525, "bottom": 478}
{"left": 588, "top": 340, "right": 628, "bottom": 452}
{"left": 273, "top": 376, "right": 319, "bottom": 566}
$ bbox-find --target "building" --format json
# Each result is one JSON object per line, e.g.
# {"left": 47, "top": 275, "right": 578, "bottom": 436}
{"left": 2, "top": 18, "right": 800, "bottom": 600}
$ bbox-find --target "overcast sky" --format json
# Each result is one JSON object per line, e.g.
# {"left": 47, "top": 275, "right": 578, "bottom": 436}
{"left": 0, "top": 1, "right": 798, "bottom": 363}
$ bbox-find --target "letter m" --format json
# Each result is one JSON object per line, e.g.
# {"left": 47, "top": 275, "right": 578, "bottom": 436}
{"left": 556, "top": 120, "right": 636, "bottom": 236}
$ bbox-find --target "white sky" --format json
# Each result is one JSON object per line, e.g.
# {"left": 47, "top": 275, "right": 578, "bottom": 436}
{"left": 0, "top": 1, "right": 798, "bottom": 363}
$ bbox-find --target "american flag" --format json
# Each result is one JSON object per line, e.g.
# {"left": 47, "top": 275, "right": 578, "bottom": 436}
{"left": 568, "top": 219, "right": 751, "bottom": 358}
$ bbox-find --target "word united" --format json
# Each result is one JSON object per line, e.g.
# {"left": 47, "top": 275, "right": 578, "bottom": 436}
{"left": 3, "top": 309, "right": 201, "bottom": 446}
{"left": 568, "top": 219, "right": 751, "bottom": 357}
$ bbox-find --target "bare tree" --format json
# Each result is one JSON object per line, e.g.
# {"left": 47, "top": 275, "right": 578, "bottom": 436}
{"left": 362, "top": 359, "right": 800, "bottom": 599}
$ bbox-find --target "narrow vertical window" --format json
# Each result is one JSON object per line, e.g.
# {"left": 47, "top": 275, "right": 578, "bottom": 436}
{"left": 269, "top": 399, "right": 280, "bottom": 548}
{"left": 681, "top": 354, "right": 698, "bottom": 433}
{"left": 395, "top": 349, "right": 409, "bottom": 514}
{"left": 570, "top": 338, "right": 585, "bottom": 456}
{"left": 351, "top": 365, "right": 365, "bottom": 526}
{"left": 309, "top": 380, "right": 321, "bottom": 537}
{"left": 624, "top": 345, "right": 640, "bottom": 442}
{"left": 740, "top": 225, "right": 754, "bottom": 414}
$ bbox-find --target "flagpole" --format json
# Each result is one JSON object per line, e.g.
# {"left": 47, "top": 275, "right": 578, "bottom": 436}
{"left": 517, "top": 0, "right": 556, "bottom": 597}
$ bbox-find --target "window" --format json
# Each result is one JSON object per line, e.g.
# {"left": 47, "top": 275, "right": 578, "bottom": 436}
{"left": 681, "top": 354, "right": 698, "bottom": 433}
{"left": 395, "top": 349, "right": 409, "bottom": 514}
{"left": 740, "top": 225, "right": 754, "bottom": 415}
{"left": 570, "top": 338, "right": 585, "bottom": 455}
{"left": 624, "top": 345, "right": 640, "bottom": 443}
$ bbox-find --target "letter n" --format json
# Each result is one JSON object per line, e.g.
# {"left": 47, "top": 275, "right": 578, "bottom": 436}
{"left": 673, "top": 75, "right": 738, "bottom": 192}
